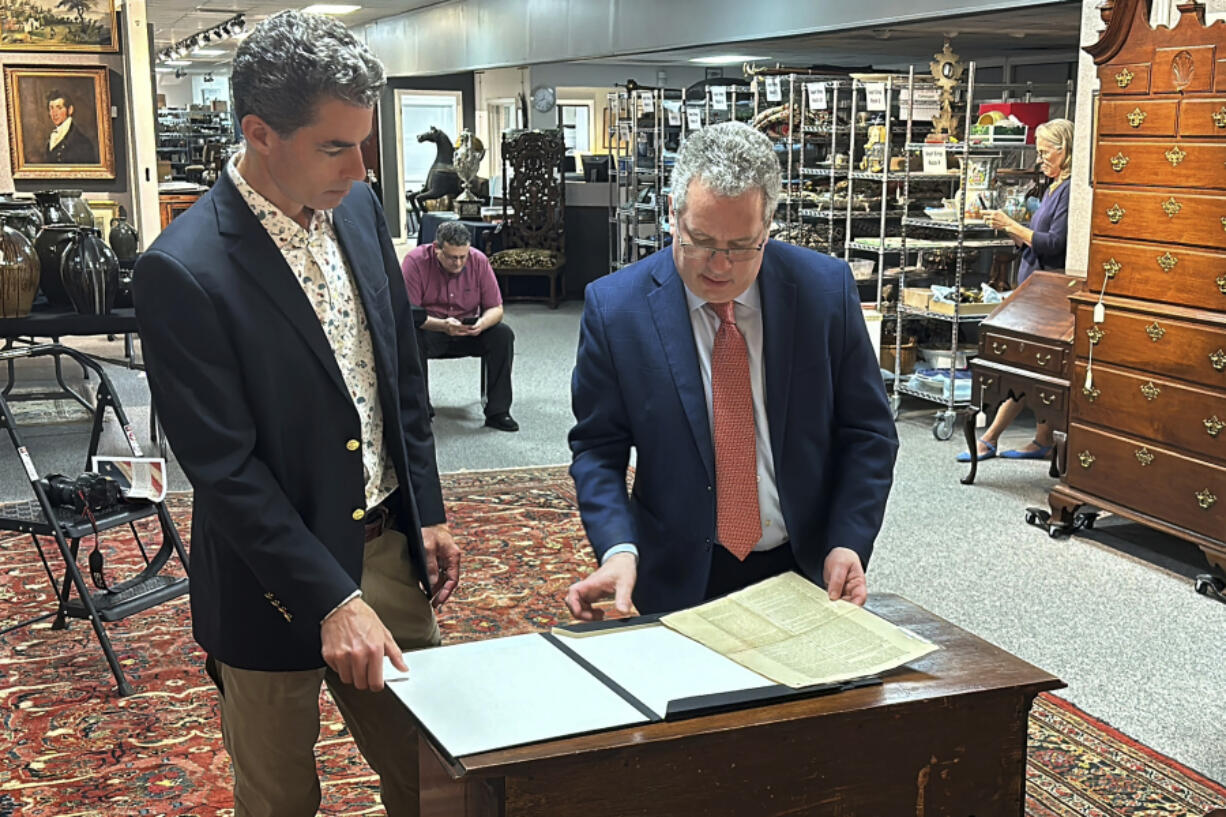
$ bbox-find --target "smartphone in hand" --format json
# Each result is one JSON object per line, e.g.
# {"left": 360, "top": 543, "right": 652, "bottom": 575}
{"left": 460, "top": 316, "right": 479, "bottom": 326}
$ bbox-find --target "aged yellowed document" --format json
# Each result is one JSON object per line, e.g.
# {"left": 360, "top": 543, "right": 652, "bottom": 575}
{"left": 661, "top": 572, "right": 937, "bottom": 688}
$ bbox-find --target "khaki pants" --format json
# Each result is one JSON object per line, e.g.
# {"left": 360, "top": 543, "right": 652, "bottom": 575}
{"left": 210, "top": 526, "right": 440, "bottom": 817}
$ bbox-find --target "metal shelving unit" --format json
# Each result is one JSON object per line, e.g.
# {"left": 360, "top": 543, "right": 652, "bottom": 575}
{"left": 607, "top": 86, "right": 679, "bottom": 273}
{"left": 890, "top": 62, "right": 1043, "bottom": 440}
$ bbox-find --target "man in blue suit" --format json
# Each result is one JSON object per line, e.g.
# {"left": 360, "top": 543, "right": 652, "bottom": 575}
{"left": 566, "top": 122, "right": 897, "bottom": 619}
{"left": 134, "top": 12, "right": 458, "bottom": 816}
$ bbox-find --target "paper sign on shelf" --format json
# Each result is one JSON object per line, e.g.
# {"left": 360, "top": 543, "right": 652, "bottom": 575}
{"left": 640, "top": 91, "right": 654, "bottom": 113}
{"left": 686, "top": 108, "right": 703, "bottom": 130}
{"left": 765, "top": 76, "right": 782, "bottom": 102}
{"left": 898, "top": 87, "right": 941, "bottom": 121}
{"left": 922, "top": 146, "right": 948, "bottom": 174}
{"left": 807, "top": 82, "right": 827, "bottom": 110}
{"left": 865, "top": 83, "right": 887, "bottom": 112}
{"left": 667, "top": 105, "right": 681, "bottom": 126}
{"left": 710, "top": 86, "right": 728, "bottom": 110}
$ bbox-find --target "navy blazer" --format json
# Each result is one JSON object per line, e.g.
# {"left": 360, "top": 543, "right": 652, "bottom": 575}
{"left": 134, "top": 173, "right": 443, "bottom": 671}
{"left": 569, "top": 242, "right": 898, "bottom": 614}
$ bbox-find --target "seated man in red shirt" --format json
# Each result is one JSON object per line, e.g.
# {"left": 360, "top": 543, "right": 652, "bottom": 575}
{"left": 402, "top": 219, "right": 518, "bottom": 431}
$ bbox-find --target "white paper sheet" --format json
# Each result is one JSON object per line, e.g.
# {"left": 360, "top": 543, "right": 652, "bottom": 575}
{"left": 559, "top": 624, "right": 776, "bottom": 717}
{"left": 383, "top": 633, "right": 651, "bottom": 758}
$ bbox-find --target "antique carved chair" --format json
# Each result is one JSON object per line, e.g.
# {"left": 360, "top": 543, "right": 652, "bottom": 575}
{"left": 488, "top": 129, "right": 566, "bottom": 309}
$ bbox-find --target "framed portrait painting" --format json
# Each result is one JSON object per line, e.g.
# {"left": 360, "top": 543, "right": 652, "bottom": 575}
{"left": 5, "top": 65, "right": 115, "bottom": 179}
{"left": 0, "top": 0, "right": 118, "bottom": 53}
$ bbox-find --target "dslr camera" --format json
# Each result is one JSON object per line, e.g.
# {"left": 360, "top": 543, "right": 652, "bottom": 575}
{"left": 38, "top": 472, "right": 123, "bottom": 514}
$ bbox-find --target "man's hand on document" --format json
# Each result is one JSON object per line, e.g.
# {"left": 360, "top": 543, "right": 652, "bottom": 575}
{"left": 823, "top": 547, "right": 867, "bottom": 606}
{"left": 565, "top": 552, "right": 637, "bottom": 621}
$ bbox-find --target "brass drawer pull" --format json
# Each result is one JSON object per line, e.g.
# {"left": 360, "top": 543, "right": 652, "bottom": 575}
{"left": 1206, "top": 416, "right": 1225, "bottom": 438}
{"left": 979, "top": 376, "right": 994, "bottom": 389}
{"left": 1217, "top": 274, "right": 1226, "bottom": 295}
{"left": 991, "top": 341, "right": 1007, "bottom": 355}
{"left": 1145, "top": 321, "right": 1165, "bottom": 342}
{"left": 1214, "top": 107, "right": 1226, "bottom": 129}
{"left": 1103, "top": 257, "right": 1122, "bottom": 278}
{"left": 1040, "top": 392, "right": 1056, "bottom": 406}
{"left": 1135, "top": 447, "right": 1155, "bottom": 466}
{"left": 1127, "top": 107, "right": 1147, "bottom": 128}
{"left": 1110, "top": 152, "right": 1130, "bottom": 172}
{"left": 1140, "top": 381, "right": 1161, "bottom": 401}
{"left": 1107, "top": 204, "right": 1125, "bottom": 224}
{"left": 1078, "top": 451, "right": 1096, "bottom": 469}
{"left": 1156, "top": 252, "right": 1177, "bottom": 272}
{"left": 1196, "top": 489, "right": 1218, "bottom": 510}
{"left": 1161, "top": 197, "right": 1182, "bottom": 218}
{"left": 1087, "top": 326, "right": 1106, "bottom": 345}
{"left": 1164, "top": 145, "right": 1186, "bottom": 167}
{"left": 1083, "top": 385, "right": 1101, "bottom": 402}
{"left": 1115, "top": 67, "right": 1134, "bottom": 88}
{"left": 1212, "top": 349, "right": 1226, "bottom": 371}
{"left": 1035, "top": 352, "right": 1052, "bottom": 367}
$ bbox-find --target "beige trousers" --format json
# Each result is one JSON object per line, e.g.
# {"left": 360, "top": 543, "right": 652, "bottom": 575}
{"left": 211, "top": 526, "right": 440, "bottom": 817}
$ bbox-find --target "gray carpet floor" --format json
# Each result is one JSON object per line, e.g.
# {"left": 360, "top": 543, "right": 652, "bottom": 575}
{"left": 3, "top": 304, "right": 1224, "bottom": 786}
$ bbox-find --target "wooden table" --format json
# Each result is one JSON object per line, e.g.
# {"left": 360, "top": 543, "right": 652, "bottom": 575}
{"left": 418, "top": 594, "right": 1064, "bottom": 817}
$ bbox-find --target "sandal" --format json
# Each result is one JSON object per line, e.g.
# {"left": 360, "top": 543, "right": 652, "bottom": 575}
{"left": 956, "top": 438, "right": 997, "bottom": 462}
{"left": 1000, "top": 440, "right": 1054, "bottom": 460}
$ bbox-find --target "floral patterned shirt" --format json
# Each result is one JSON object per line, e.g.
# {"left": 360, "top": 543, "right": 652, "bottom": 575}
{"left": 228, "top": 156, "right": 398, "bottom": 510}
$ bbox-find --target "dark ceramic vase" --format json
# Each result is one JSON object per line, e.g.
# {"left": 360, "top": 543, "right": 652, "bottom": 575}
{"left": 34, "top": 224, "right": 77, "bottom": 306}
{"left": 0, "top": 198, "right": 44, "bottom": 244}
{"left": 56, "top": 189, "right": 94, "bottom": 229}
{"left": 33, "top": 190, "right": 73, "bottom": 228}
{"left": 0, "top": 218, "right": 40, "bottom": 318}
{"left": 59, "top": 228, "right": 119, "bottom": 315}
{"left": 107, "top": 214, "right": 139, "bottom": 261}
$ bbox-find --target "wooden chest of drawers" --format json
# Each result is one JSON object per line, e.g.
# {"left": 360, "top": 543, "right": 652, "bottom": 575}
{"left": 1049, "top": 0, "right": 1226, "bottom": 581}
{"left": 963, "top": 271, "right": 1083, "bottom": 484}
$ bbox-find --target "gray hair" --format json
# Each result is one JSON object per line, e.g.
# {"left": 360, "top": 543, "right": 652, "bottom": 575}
{"left": 434, "top": 220, "right": 472, "bottom": 248}
{"left": 232, "top": 10, "right": 385, "bottom": 137}
{"left": 1035, "top": 118, "right": 1075, "bottom": 175}
{"left": 670, "top": 121, "right": 781, "bottom": 223}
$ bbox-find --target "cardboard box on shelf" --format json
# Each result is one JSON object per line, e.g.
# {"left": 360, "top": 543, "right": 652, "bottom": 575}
{"left": 211, "top": 100, "right": 228, "bottom": 112}
{"left": 902, "top": 287, "right": 933, "bottom": 310}
{"left": 157, "top": 93, "right": 166, "bottom": 109}
{"left": 928, "top": 299, "right": 997, "bottom": 316}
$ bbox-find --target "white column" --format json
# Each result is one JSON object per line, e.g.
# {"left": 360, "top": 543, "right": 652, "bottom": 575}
{"left": 1066, "top": 0, "right": 1108, "bottom": 274}
{"left": 119, "top": 0, "right": 161, "bottom": 249}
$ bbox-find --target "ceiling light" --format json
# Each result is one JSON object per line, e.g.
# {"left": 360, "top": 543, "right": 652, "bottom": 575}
{"left": 163, "top": 60, "right": 192, "bottom": 66}
{"left": 301, "top": 4, "right": 362, "bottom": 14}
{"left": 155, "top": 67, "right": 173, "bottom": 73}
{"left": 689, "top": 55, "right": 770, "bottom": 65}
{"left": 192, "top": 49, "right": 225, "bottom": 56}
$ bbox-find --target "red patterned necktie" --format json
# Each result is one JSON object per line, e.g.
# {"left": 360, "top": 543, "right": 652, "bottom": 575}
{"left": 710, "top": 301, "right": 762, "bottom": 560}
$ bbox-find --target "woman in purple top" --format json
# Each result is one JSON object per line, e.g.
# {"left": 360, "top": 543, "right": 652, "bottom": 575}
{"left": 958, "top": 118, "right": 1074, "bottom": 463}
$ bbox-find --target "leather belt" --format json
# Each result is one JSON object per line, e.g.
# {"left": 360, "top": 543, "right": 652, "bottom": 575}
{"left": 363, "top": 505, "right": 391, "bottom": 543}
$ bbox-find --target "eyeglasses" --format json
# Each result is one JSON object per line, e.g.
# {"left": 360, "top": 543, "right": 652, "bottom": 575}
{"left": 676, "top": 229, "right": 767, "bottom": 263}
{"left": 1036, "top": 146, "right": 1064, "bottom": 160}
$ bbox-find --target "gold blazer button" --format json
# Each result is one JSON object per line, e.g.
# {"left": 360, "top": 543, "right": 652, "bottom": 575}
{"left": 352, "top": 508, "right": 366, "bottom": 521}
{"left": 346, "top": 439, "right": 360, "bottom": 451}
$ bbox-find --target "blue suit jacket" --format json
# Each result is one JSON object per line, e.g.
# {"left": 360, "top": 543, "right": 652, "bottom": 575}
{"left": 134, "top": 174, "right": 442, "bottom": 671}
{"left": 569, "top": 242, "right": 898, "bottom": 614}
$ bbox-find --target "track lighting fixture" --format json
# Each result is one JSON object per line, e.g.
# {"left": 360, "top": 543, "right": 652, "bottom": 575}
{"left": 158, "top": 14, "right": 246, "bottom": 64}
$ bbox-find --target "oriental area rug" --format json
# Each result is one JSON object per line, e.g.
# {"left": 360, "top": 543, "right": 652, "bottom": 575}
{"left": 0, "top": 465, "right": 1222, "bottom": 816}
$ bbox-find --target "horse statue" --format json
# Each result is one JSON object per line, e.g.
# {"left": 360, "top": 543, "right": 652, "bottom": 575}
{"left": 407, "top": 126, "right": 461, "bottom": 233}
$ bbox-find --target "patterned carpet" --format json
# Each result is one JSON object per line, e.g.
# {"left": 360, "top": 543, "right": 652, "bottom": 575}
{"left": 0, "top": 465, "right": 1221, "bottom": 816}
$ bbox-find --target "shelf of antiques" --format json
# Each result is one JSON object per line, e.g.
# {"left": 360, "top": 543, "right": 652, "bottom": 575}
{"left": 746, "top": 69, "right": 852, "bottom": 259}
{"left": 606, "top": 84, "right": 682, "bottom": 272}
{"left": 1040, "top": 0, "right": 1226, "bottom": 600}
{"left": 155, "top": 108, "right": 235, "bottom": 183}
{"left": 886, "top": 50, "right": 1064, "bottom": 441}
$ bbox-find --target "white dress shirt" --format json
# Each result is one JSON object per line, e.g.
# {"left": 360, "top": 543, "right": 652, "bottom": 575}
{"left": 48, "top": 116, "right": 72, "bottom": 151}
{"left": 602, "top": 280, "right": 788, "bottom": 564}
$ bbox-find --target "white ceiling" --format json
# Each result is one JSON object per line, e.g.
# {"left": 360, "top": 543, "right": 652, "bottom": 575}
{"left": 149, "top": 0, "right": 443, "bottom": 69}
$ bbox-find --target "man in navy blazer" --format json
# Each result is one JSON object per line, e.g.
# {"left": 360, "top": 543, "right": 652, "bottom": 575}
{"left": 134, "top": 12, "right": 458, "bottom": 816}
{"left": 567, "top": 122, "right": 897, "bottom": 619}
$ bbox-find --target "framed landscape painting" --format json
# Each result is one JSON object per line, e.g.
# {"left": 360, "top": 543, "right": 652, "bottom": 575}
{"left": 0, "top": 0, "right": 118, "bottom": 53}
{"left": 4, "top": 65, "right": 115, "bottom": 179}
